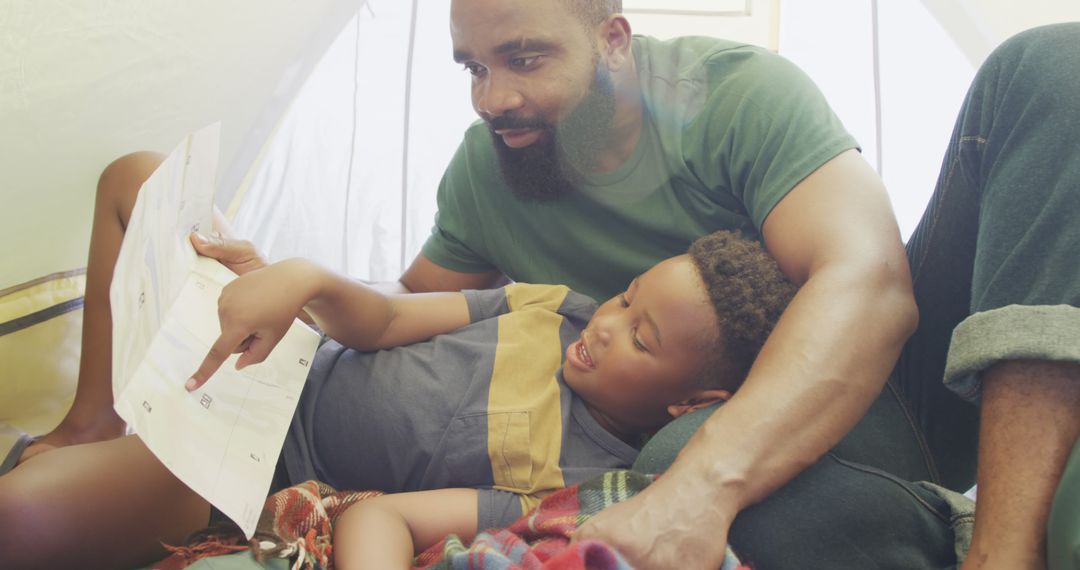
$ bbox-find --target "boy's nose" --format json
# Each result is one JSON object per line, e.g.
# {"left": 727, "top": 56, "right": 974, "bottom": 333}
{"left": 591, "top": 322, "right": 613, "bottom": 346}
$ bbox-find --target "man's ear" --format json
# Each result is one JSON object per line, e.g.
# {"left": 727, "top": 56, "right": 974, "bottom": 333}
{"left": 598, "top": 15, "right": 633, "bottom": 71}
{"left": 667, "top": 389, "right": 731, "bottom": 419}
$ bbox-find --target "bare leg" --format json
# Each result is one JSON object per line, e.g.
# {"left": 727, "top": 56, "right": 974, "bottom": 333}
{"left": 17, "top": 152, "right": 166, "bottom": 464}
{"left": 0, "top": 435, "right": 210, "bottom": 569}
{"left": 13, "top": 150, "right": 248, "bottom": 468}
{"left": 18, "top": 152, "right": 241, "bottom": 465}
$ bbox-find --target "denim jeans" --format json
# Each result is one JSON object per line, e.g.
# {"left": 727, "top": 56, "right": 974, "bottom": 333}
{"left": 637, "top": 402, "right": 974, "bottom": 570}
{"left": 636, "top": 22, "right": 1080, "bottom": 568}
{"left": 890, "top": 21, "right": 1080, "bottom": 492}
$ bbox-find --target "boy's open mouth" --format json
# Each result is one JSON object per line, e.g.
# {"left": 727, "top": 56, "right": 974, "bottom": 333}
{"left": 577, "top": 333, "right": 595, "bottom": 368}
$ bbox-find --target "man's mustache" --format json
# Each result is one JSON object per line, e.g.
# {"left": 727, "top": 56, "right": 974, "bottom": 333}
{"left": 486, "top": 115, "right": 550, "bottom": 132}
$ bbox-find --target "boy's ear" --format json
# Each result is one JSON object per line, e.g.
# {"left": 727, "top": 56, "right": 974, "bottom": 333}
{"left": 667, "top": 389, "right": 731, "bottom": 419}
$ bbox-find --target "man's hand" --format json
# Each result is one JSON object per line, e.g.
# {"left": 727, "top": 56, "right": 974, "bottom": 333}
{"left": 185, "top": 258, "right": 319, "bottom": 391}
{"left": 572, "top": 472, "right": 734, "bottom": 570}
{"left": 189, "top": 232, "right": 268, "bottom": 277}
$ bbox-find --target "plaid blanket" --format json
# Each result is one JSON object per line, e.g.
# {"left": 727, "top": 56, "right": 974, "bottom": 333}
{"left": 154, "top": 481, "right": 382, "bottom": 570}
{"left": 153, "top": 471, "right": 747, "bottom": 570}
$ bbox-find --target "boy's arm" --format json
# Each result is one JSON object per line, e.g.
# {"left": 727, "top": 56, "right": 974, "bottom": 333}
{"left": 334, "top": 488, "right": 479, "bottom": 570}
{"left": 187, "top": 257, "right": 469, "bottom": 389}
{"left": 304, "top": 259, "right": 470, "bottom": 350}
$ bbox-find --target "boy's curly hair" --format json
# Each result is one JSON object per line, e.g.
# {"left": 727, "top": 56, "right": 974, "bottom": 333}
{"left": 688, "top": 230, "right": 796, "bottom": 391}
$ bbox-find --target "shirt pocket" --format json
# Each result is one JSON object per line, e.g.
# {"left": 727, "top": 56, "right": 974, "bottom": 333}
{"left": 444, "top": 410, "right": 533, "bottom": 491}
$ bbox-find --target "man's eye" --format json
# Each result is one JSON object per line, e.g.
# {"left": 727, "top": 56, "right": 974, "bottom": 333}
{"left": 462, "top": 63, "right": 486, "bottom": 77}
{"left": 509, "top": 55, "right": 541, "bottom": 69}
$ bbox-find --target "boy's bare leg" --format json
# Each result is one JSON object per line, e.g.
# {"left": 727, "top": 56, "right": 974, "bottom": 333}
{"left": 19, "top": 152, "right": 165, "bottom": 463}
{"left": 13, "top": 150, "right": 255, "bottom": 468}
{"left": 0, "top": 435, "right": 210, "bottom": 569}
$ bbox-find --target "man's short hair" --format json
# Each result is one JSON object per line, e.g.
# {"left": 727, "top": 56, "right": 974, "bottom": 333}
{"left": 560, "top": 0, "right": 622, "bottom": 27}
{"left": 688, "top": 230, "right": 796, "bottom": 391}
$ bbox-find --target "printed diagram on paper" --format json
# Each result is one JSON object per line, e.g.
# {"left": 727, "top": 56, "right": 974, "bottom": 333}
{"left": 110, "top": 124, "right": 320, "bottom": 537}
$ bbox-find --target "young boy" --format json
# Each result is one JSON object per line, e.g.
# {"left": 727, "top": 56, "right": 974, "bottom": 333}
{"left": 0, "top": 230, "right": 793, "bottom": 569}
{"left": 322, "top": 230, "right": 795, "bottom": 570}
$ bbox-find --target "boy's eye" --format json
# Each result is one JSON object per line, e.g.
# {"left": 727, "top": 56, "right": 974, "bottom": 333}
{"left": 619, "top": 293, "right": 629, "bottom": 308}
{"left": 632, "top": 329, "right": 649, "bottom": 352}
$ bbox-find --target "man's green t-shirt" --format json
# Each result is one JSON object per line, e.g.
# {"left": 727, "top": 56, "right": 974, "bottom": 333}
{"left": 422, "top": 35, "right": 858, "bottom": 301}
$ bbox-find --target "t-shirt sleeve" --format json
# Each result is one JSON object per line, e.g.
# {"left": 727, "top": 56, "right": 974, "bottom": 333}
{"left": 558, "top": 289, "right": 600, "bottom": 326}
{"left": 463, "top": 287, "right": 510, "bottom": 323}
{"left": 476, "top": 488, "right": 525, "bottom": 531}
{"left": 464, "top": 284, "right": 576, "bottom": 324}
{"left": 690, "top": 48, "right": 860, "bottom": 230}
{"left": 421, "top": 131, "right": 500, "bottom": 274}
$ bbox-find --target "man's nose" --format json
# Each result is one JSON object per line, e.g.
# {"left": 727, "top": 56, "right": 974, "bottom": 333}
{"left": 474, "top": 73, "right": 524, "bottom": 119}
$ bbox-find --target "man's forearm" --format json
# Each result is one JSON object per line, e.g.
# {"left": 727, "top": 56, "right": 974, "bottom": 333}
{"left": 570, "top": 265, "right": 917, "bottom": 570}
{"left": 963, "top": 360, "right": 1080, "bottom": 569}
{"left": 668, "top": 262, "right": 916, "bottom": 513}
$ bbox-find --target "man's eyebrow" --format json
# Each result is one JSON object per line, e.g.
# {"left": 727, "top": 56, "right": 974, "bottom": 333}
{"left": 454, "top": 38, "right": 558, "bottom": 62}
{"left": 452, "top": 49, "right": 472, "bottom": 63}
{"left": 494, "top": 38, "right": 558, "bottom": 55}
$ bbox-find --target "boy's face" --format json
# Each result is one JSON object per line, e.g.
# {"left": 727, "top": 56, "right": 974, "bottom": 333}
{"left": 563, "top": 255, "right": 727, "bottom": 435}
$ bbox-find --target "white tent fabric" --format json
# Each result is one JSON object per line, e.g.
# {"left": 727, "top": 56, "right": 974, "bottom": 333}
{"left": 0, "top": 0, "right": 363, "bottom": 446}
{"left": 2, "top": 0, "right": 1078, "bottom": 473}
{"left": 230, "top": 0, "right": 476, "bottom": 281}
{"left": 0, "top": 0, "right": 363, "bottom": 291}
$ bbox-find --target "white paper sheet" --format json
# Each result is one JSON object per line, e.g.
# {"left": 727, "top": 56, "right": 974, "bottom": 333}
{"left": 110, "top": 123, "right": 320, "bottom": 537}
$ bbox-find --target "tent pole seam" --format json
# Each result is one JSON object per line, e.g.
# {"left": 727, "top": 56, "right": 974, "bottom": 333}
{"left": 871, "top": 0, "right": 884, "bottom": 176}
{"left": 0, "top": 298, "right": 84, "bottom": 338}
{"left": 400, "top": 0, "right": 421, "bottom": 275}
{"left": 342, "top": 13, "right": 364, "bottom": 275}
{"left": 0, "top": 268, "right": 86, "bottom": 298}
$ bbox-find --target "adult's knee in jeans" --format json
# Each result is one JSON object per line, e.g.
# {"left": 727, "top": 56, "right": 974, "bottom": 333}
{"left": 729, "top": 456, "right": 962, "bottom": 569}
{"left": 987, "top": 22, "right": 1080, "bottom": 76}
{"left": 97, "top": 151, "right": 166, "bottom": 213}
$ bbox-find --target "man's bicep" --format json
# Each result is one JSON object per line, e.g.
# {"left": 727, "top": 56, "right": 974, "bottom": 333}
{"left": 761, "top": 149, "right": 908, "bottom": 285}
{"left": 400, "top": 253, "right": 504, "bottom": 293}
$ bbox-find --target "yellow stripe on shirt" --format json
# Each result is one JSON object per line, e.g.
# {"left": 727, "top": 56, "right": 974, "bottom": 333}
{"left": 487, "top": 284, "right": 570, "bottom": 515}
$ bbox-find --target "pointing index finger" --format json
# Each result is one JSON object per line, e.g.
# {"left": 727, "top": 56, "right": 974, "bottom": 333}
{"left": 186, "top": 330, "right": 248, "bottom": 391}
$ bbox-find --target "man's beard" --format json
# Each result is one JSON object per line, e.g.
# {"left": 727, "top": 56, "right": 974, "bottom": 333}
{"left": 487, "top": 64, "right": 617, "bottom": 203}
